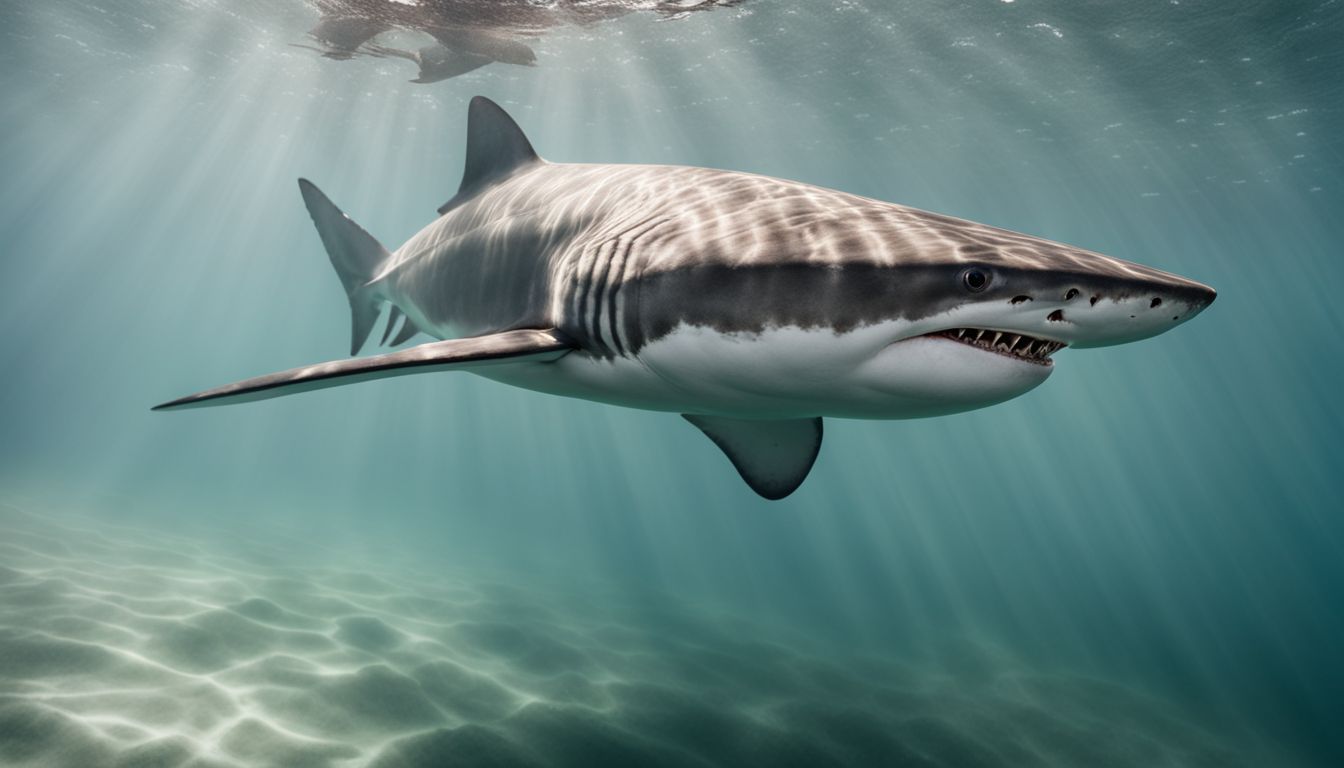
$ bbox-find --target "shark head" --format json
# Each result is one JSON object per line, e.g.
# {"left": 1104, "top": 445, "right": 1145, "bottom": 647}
{"left": 849, "top": 223, "right": 1217, "bottom": 418}
{"left": 623, "top": 193, "right": 1217, "bottom": 421}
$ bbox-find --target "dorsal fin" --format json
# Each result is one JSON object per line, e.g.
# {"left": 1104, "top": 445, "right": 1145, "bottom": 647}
{"left": 437, "top": 96, "right": 540, "bottom": 215}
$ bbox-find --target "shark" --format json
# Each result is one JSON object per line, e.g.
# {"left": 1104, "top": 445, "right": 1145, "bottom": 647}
{"left": 155, "top": 96, "right": 1217, "bottom": 499}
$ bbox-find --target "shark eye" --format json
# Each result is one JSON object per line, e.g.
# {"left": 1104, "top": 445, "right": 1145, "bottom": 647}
{"left": 962, "top": 268, "right": 991, "bottom": 293}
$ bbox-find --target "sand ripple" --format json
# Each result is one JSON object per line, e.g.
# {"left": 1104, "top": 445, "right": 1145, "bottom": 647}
{"left": 0, "top": 505, "right": 1265, "bottom": 767}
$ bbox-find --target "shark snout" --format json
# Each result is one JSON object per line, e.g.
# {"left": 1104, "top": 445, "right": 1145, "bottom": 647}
{"left": 1031, "top": 271, "right": 1216, "bottom": 349}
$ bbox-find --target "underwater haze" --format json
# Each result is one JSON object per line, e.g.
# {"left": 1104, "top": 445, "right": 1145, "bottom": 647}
{"left": 2, "top": 1, "right": 1343, "bottom": 766}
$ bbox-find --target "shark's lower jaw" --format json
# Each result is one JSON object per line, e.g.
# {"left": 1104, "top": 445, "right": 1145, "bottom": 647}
{"left": 932, "top": 328, "right": 1066, "bottom": 366}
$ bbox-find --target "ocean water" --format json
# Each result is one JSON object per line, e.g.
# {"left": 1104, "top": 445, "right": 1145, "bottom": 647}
{"left": 1, "top": 1, "right": 1341, "bottom": 766}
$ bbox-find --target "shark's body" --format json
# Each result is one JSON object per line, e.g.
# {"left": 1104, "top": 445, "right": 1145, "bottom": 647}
{"left": 157, "top": 97, "right": 1216, "bottom": 498}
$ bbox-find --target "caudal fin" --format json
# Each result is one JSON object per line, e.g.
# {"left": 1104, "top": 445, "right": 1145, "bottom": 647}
{"left": 298, "top": 179, "right": 390, "bottom": 355}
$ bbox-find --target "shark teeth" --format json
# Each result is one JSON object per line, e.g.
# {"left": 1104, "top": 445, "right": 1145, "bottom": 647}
{"left": 937, "top": 328, "right": 1066, "bottom": 366}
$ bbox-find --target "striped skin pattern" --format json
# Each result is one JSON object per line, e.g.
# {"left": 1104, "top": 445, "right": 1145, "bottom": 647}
{"left": 376, "top": 161, "right": 1214, "bottom": 361}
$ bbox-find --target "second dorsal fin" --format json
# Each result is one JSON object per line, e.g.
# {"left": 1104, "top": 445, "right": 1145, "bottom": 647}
{"left": 437, "top": 96, "right": 541, "bottom": 215}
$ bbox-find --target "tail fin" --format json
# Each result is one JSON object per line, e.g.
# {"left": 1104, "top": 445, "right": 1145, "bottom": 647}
{"left": 298, "top": 179, "right": 390, "bottom": 355}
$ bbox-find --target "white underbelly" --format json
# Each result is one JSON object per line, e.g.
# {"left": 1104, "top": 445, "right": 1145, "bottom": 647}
{"left": 474, "top": 321, "right": 1047, "bottom": 420}
{"left": 472, "top": 351, "right": 688, "bottom": 413}
{"left": 631, "top": 323, "right": 952, "bottom": 418}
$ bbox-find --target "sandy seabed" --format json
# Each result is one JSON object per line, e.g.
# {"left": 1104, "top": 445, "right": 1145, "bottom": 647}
{"left": 0, "top": 503, "right": 1264, "bottom": 768}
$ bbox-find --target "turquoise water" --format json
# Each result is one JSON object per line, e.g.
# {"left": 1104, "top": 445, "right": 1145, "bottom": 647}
{"left": 2, "top": 1, "right": 1342, "bottom": 766}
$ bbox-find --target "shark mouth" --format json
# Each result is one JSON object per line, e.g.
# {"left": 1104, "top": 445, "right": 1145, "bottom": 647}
{"left": 934, "top": 328, "right": 1066, "bottom": 366}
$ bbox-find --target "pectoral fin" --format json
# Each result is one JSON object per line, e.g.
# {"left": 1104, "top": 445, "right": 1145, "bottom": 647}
{"left": 683, "top": 415, "right": 823, "bottom": 500}
{"left": 154, "top": 329, "right": 574, "bottom": 411}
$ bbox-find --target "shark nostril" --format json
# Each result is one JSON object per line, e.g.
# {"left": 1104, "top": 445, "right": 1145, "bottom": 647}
{"left": 1090, "top": 294, "right": 1100, "bottom": 306}
{"left": 1151, "top": 297, "right": 1162, "bottom": 308}
{"left": 1047, "top": 309, "right": 1065, "bottom": 322}
{"left": 1065, "top": 288, "right": 1079, "bottom": 301}
{"left": 1010, "top": 295, "right": 1032, "bottom": 304}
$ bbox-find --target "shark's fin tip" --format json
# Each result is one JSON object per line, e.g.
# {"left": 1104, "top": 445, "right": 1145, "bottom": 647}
{"left": 683, "top": 414, "right": 824, "bottom": 500}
